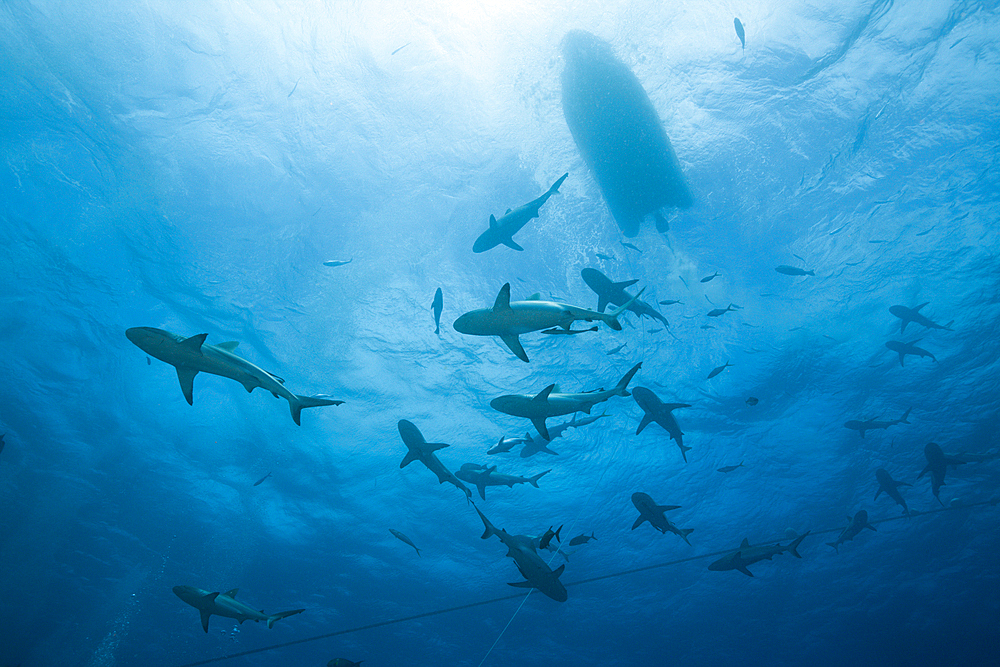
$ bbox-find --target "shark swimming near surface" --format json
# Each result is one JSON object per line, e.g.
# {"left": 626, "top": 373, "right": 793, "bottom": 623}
{"left": 889, "top": 303, "right": 953, "bottom": 333}
{"left": 455, "top": 464, "right": 549, "bottom": 500}
{"left": 843, "top": 408, "right": 911, "bottom": 438}
{"left": 397, "top": 420, "right": 472, "bottom": 499}
{"left": 490, "top": 363, "right": 640, "bottom": 440}
{"left": 474, "top": 505, "right": 568, "bottom": 602}
{"left": 172, "top": 586, "right": 304, "bottom": 633}
{"left": 431, "top": 287, "right": 443, "bottom": 334}
{"left": 473, "top": 173, "right": 569, "bottom": 253}
{"left": 632, "top": 387, "right": 692, "bottom": 461}
{"left": 874, "top": 468, "right": 911, "bottom": 516}
{"left": 918, "top": 442, "right": 967, "bottom": 505}
{"left": 708, "top": 531, "right": 810, "bottom": 577}
{"left": 631, "top": 492, "right": 692, "bottom": 544}
{"left": 826, "top": 510, "right": 876, "bottom": 552}
{"left": 125, "top": 327, "right": 344, "bottom": 425}
{"left": 885, "top": 340, "right": 936, "bottom": 366}
{"left": 580, "top": 268, "right": 668, "bottom": 327}
{"left": 453, "top": 283, "right": 640, "bottom": 362}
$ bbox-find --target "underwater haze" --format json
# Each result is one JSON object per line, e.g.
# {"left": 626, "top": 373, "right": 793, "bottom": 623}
{"left": 2, "top": 1, "right": 999, "bottom": 666}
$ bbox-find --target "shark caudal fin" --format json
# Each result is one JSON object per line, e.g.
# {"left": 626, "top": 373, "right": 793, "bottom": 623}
{"left": 604, "top": 287, "right": 646, "bottom": 331}
{"left": 899, "top": 408, "right": 912, "bottom": 424}
{"left": 680, "top": 528, "right": 694, "bottom": 545}
{"left": 547, "top": 172, "right": 569, "bottom": 196}
{"left": 289, "top": 394, "right": 344, "bottom": 425}
{"left": 826, "top": 541, "right": 839, "bottom": 553}
{"left": 679, "top": 443, "right": 692, "bottom": 462}
{"left": 266, "top": 608, "right": 305, "bottom": 629}
{"left": 475, "top": 504, "right": 499, "bottom": 540}
{"left": 614, "top": 362, "right": 643, "bottom": 397}
{"left": 529, "top": 470, "right": 551, "bottom": 488}
{"left": 788, "top": 531, "right": 810, "bottom": 558}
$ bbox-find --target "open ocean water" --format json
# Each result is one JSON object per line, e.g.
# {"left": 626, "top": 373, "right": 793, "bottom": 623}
{"left": 1, "top": 1, "right": 998, "bottom": 666}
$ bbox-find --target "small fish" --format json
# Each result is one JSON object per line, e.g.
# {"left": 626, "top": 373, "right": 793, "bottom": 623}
{"left": 0, "top": 433, "right": 5, "bottom": 456}
{"left": 253, "top": 472, "right": 272, "bottom": 487}
{"left": 915, "top": 226, "right": 935, "bottom": 236}
{"left": 658, "top": 299, "right": 683, "bottom": 305}
{"left": 868, "top": 239, "right": 886, "bottom": 244}
{"left": 792, "top": 253, "right": 805, "bottom": 261}
{"left": 700, "top": 324, "right": 715, "bottom": 330}
{"left": 647, "top": 328, "right": 663, "bottom": 334}
{"left": 389, "top": 529, "right": 421, "bottom": 557}
{"left": 745, "top": 397, "right": 759, "bottom": 406}
{"left": 541, "top": 326, "right": 598, "bottom": 335}
{"left": 287, "top": 78, "right": 300, "bottom": 98}
{"left": 391, "top": 42, "right": 411, "bottom": 56}
{"left": 323, "top": 259, "right": 353, "bottom": 267}
{"left": 679, "top": 275, "right": 689, "bottom": 288}
{"left": 606, "top": 342, "right": 627, "bottom": 356}
{"left": 734, "top": 18, "right": 745, "bottom": 50}
{"left": 596, "top": 253, "right": 615, "bottom": 261}
{"left": 717, "top": 461, "right": 744, "bottom": 473}
{"left": 328, "top": 659, "right": 363, "bottom": 667}
{"left": 775, "top": 265, "right": 815, "bottom": 276}
{"left": 707, "top": 361, "right": 732, "bottom": 379}
{"left": 707, "top": 304, "right": 736, "bottom": 317}
{"left": 700, "top": 272, "right": 721, "bottom": 283}
{"left": 431, "top": 287, "right": 443, "bottom": 334}
{"left": 539, "top": 524, "right": 562, "bottom": 550}
{"left": 568, "top": 532, "right": 597, "bottom": 547}
{"left": 621, "top": 241, "right": 642, "bottom": 253}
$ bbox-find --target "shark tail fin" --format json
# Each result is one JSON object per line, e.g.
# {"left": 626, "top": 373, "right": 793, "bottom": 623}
{"left": 806, "top": 270, "right": 815, "bottom": 276}
{"left": 899, "top": 407, "right": 912, "bottom": 424}
{"left": 547, "top": 172, "right": 569, "bottom": 196}
{"left": 529, "top": 470, "right": 551, "bottom": 488}
{"left": 680, "top": 528, "right": 694, "bottom": 545}
{"left": 788, "top": 531, "right": 810, "bottom": 558}
{"left": 475, "top": 505, "right": 498, "bottom": 540}
{"left": 266, "top": 608, "right": 305, "bottom": 629}
{"left": 614, "top": 362, "right": 642, "bottom": 397}
{"left": 604, "top": 287, "right": 646, "bottom": 331}
{"left": 680, "top": 443, "right": 692, "bottom": 462}
{"left": 554, "top": 524, "right": 563, "bottom": 543}
{"left": 945, "top": 320, "right": 954, "bottom": 330}
{"left": 289, "top": 394, "right": 344, "bottom": 425}
{"left": 826, "top": 542, "right": 839, "bottom": 552}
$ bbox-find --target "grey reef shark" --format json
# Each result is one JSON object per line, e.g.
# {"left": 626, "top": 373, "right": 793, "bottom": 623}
{"left": 172, "top": 586, "right": 304, "bottom": 633}
{"left": 473, "top": 173, "right": 569, "bottom": 253}
{"left": 843, "top": 408, "right": 911, "bottom": 438}
{"left": 453, "top": 282, "right": 641, "bottom": 362}
{"left": 490, "top": 363, "right": 641, "bottom": 440}
{"left": 631, "top": 387, "right": 692, "bottom": 461}
{"left": 918, "top": 442, "right": 966, "bottom": 505}
{"left": 581, "top": 268, "right": 669, "bottom": 327}
{"left": 488, "top": 413, "right": 608, "bottom": 457}
{"left": 126, "top": 327, "right": 343, "bottom": 425}
{"left": 885, "top": 339, "right": 936, "bottom": 366}
{"left": 708, "top": 531, "right": 810, "bottom": 577}
{"left": 455, "top": 463, "right": 550, "bottom": 500}
{"left": 889, "top": 303, "right": 953, "bottom": 333}
{"left": 874, "top": 468, "right": 912, "bottom": 516}
{"left": 475, "top": 505, "right": 568, "bottom": 602}
{"left": 397, "top": 419, "right": 472, "bottom": 500}
{"left": 630, "top": 492, "right": 693, "bottom": 544}
{"left": 561, "top": 30, "right": 692, "bottom": 237}
{"left": 826, "top": 510, "right": 876, "bottom": 552}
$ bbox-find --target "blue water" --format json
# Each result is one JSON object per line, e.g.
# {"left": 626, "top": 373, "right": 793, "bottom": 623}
{"left": 2, "top": 1, "right": 999, "bottom": 666}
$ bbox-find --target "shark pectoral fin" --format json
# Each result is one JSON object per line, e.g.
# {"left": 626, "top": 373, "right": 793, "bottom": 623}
{"left": 502, "top": 238, "right": 524, "bottom": 251}
{"left": 635, "top": 413, "right": 653, "bottom": 435}
{"left": 176, "top": 368, "right": 198, "bottom": 405}
{"left": 492, "top": 284, "right": 512, "bottom": 312}
{"left": 224, "top": 588, "right": 239, "bottom": 598}
{"left": 200, "top": 609, "right": 212, "bottom": 633}
{"left": 476, "top": 483, "right": 486, "bottom": 501}
{"left": 182, "top": 333, "right": 209, "bottom": 352}
{"left": 507, "top": 580, "right": 533, "bottom": 589}
{"left": 631, "top": 516, "right": 646, "bottom": 530}
{"left": 874, "top": 487, "right": 883, "bottom": 501}
{"left": 657, "top": 505, "right": 682, "bottom": 512}
{"left": 505, "top": 208, "right": 512, "bottom": 215}
{"left": 737, "top": 564, "right": 754, "bottom": 577}
{"left": 898, "top": 352, "right": 905, "bottom": 366}
{"left": 596, "top": 296, "right": 609, "bottom": 313}
{"left": 500, "top": 334, "right": 529, "bottom": 362}
{"left": 553, "top": 564, "right": 565, "bottom": 578}
{"left": 531, "top": 418, "right": 551, "bottom": 441}
{"left": 866, "top": 524, "right": 878, "bottom": 532}
{"left": 400, "top": 450, "right": 419, "bottom": 468}
{"left": 915, "top": 302, "right": 929, "bottom": 312}
{"left": 426, "top": 442, "right": 450, "bottom": 452}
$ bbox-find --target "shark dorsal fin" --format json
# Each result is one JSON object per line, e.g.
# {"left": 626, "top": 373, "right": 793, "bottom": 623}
{"left": 505, "top": 208, "right": 512, "bottom": 215}
{"left": 526, "top": 292, "right": 541, "bottom": 301}
{"left": 915, "top": 302, "right": 929, "bottom": 311}
{"left": 493, "top": 284, "right": 512, "bottom": 312}
{"left": 489, "top": 214, "right": 498, "bottom": 229}
{"left": 182, "top": 333, "right": 209, "bottom": 352}
{"left": 553, "top": 564, "right": 566, "bottom": 577}
{"left": 740, "top": 538, "right": 750, "bottom": 548}
{"left": 224, "top": 588, "right": 238, "bottom": 598}
{"left": 216, "top": 341, "right": 240, "bottom": 351}
{"left": 613, "top": 279, "right": 640, "bottom": 289}
{"left": 534, "top": 384, "right": 556, "bottom": 402}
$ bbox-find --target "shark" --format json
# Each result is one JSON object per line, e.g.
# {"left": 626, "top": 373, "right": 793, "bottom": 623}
{"left": 453, "top": 283, "right": 640, "bottom": 362}
{"left": 708, "top": 531, "right": 810, "bottom": 577}
{"left": 630, "top": 492, "right": 692, "bottom": 544}
{"left": 885, "top": 340, "right": 936, "bottom": 366}
{"left": 874, "top": 468, "right": 911, "bottom": 516}
{"left": 490, "top": 363, "right": 641, "bottom": 440}
{"left": 489, "top": 413, "right": 608, "bottom": 457}
{"left": 397, "top": 420, "right": 472, "bottom": 499}
{"left": 473, "top": 173, "right": 569, "bottom": 253}
{"left": 580, "top": 268, "right": 668, "bottom": 327}
{"left": 918, "top": 442, "right": 967, "bottom": 505}
{"left": 843, "top": 408, "right": 911, "bottom": 438}
{"left": 172, "top": 586, "right": 304, "bottom": 633}
{"left": 125, "top": 327, "right": 343, "bottom": 425}
{"left": 327, "top": 659, "right": 362, "bottom": 667}
{"left": 474, "top": 505, "right": 568, "bottom": 602}
{"left": 826, "top": 510, "right": 876, "bottom": 552}
{"left": 632, "top": 387, "right": 692, "bottom": 461}
{"left": 889, "top": 303, "right": 953, "bottom": 333}
{"left": 455, "top": 464, "right": 550, "bottom": 500}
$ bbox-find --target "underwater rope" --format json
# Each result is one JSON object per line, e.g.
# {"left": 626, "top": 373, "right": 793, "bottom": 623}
{"left": 172, "top": 498, "right": 995, "bottom": 667}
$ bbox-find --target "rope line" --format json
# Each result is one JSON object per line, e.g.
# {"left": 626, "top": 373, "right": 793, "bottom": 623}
{"left": 172, "top": 484, "right": 995, "bottom": 666}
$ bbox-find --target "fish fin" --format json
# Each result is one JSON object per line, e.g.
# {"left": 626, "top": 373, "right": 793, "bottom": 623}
{"left": 547, "top": 173, "right": 569, "bottom": 195}
{"left": 866, "top": 524, "right": 878, "bottom": 532}
{"left": 224, "top": 588, "right": 239, "bottom": 598}
{"left": 502, "top": 238, "right": 524, "bottom": 251}
{"left": 788, "top": 531, "right": 809, "bottom": 558}
{"left": 489, "top": 214, "right": 498, "bottom": 228}
{"left": 400, "top": 450, "right": 419, "bottom": 468}
{"left": 631, "top": 516, "right": 646, "bottom": 530}
{"left": 200, "top": 609, "right": 212, "bottom": 633}
{"left": 476, "top": 483, "right": 486, "bottom": 501}
{"left": 680, "top": 528, "right": 694, "bottom": 545}
{"left": 505, "top": 208, "right": 512, "bottom": 215}
{"left": 215, "top": 341, "right": 239, "bottom": 351}
{"left": 175, "top": 368, "right": 198, "bottom": 405}
{"left": 826, "top": 542, "right": 839, "bottom": 552}
{"left": 657, "top": 505, "right": 682, "bottom": 512}
{"left": 874, "top": 487, "right": 883, "bottom": 501}
{"left": 535, "top": 384, "right": 556, "bottom": 402}
{"left": 492, "top": 283, "right": 512, "bottom": 312}
{"left": 915, "top": 302, "right": 929, "bottom": 312}
{"left": 737, "top": 564, "right": 754, "bottom": 577}
{"left": 740, "top": 538, "right": 750, "bottom": 548}
{"left": 596, "top": 295, "right": 609, "bottom": 313}
{"left": 507, "top": 580, "right": 533, "bottom": 589}
{"left": 680, "top": 444, "right": 692, "bottom": 462}
{"left": 635, "top": 413, "right": 653, "bottom": 435}
{"left": 613, "top": 279, "right": 641, "bottom": 289}
{"left": 267, "top": 608, "right": 304, "bottom": 629}
{"left": 290, "top": 394, "right": 344, "bottom": 426}
{"left": 181, "top": 333, "right": 208, "bottom": 352}
{"left": 898, "top": 352, "right": 905, "bottom": 366}
{"left": 531, "top": 418, "right": 550, "bottom": 441}
{"left": 899, "top": 407, "right": 912, "bottom": 424}
{"left": 615, "top": 362, "right": 642, "bottom": 396}
{"left": 897, "top": 481, "right": 912, "bottom": 487}
{"left": 500, "top": 334, "right": 529, "bottom": 362}
{"left": 529, "top": 470, "right": 550, "bottom": 487}
{"left": 553, "top": 564, "right": 566, "bottom": 578}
